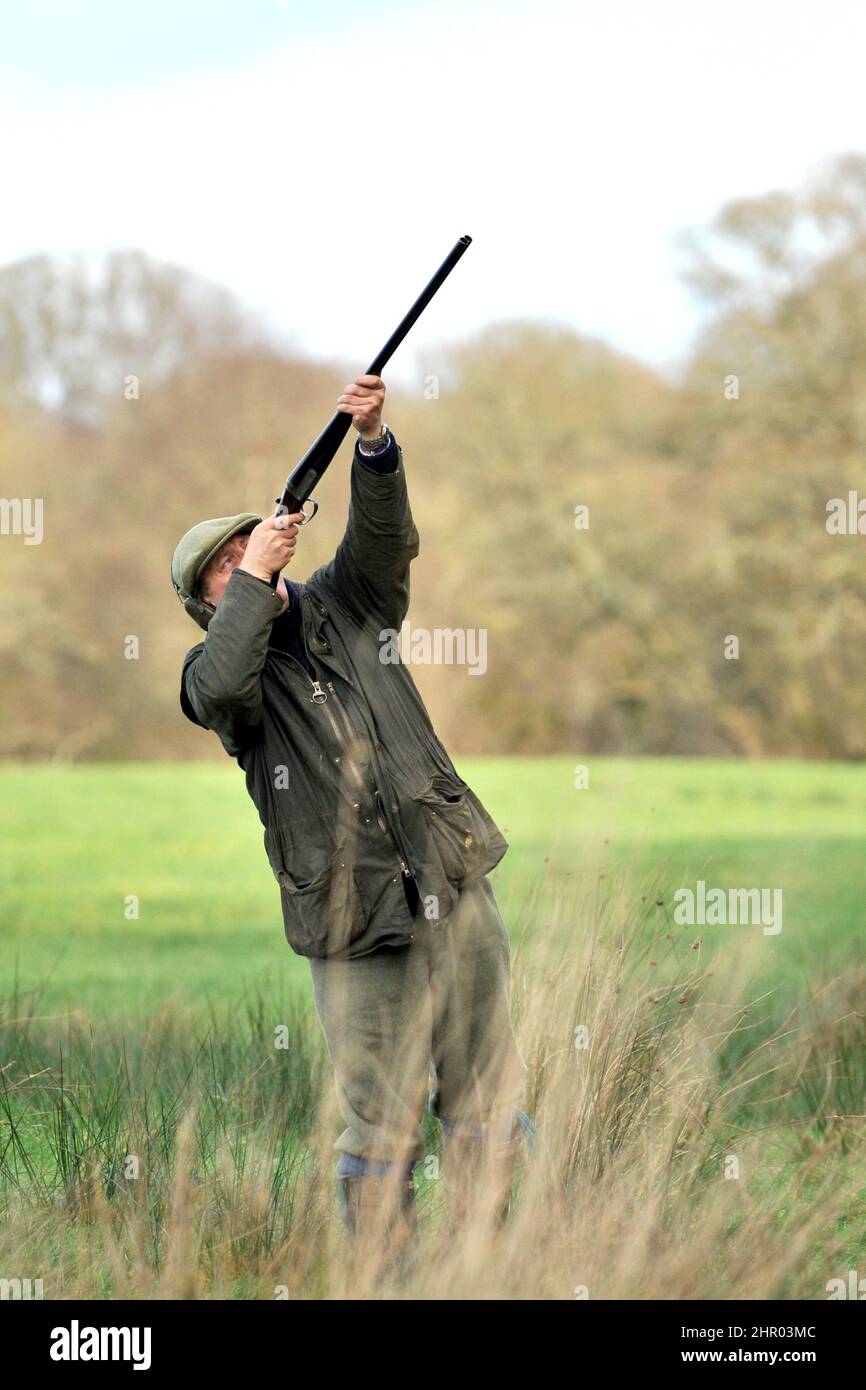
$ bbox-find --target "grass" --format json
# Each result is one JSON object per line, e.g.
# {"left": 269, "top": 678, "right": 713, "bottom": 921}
{"left": 1, "top": 757, "right": 865, "bottom": 1017}
{"left": 2, "top": 876, "right": 865, "bottom": 1299}
{"left": 1, "top": 757, "right": 865, "bottom": 1298}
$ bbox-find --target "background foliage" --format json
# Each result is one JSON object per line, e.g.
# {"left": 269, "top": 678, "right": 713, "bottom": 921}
{"left": 3, "top": 155, "right": 866, "bottom": 760}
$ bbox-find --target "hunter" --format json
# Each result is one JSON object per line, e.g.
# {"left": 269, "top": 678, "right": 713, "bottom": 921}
{"left": 170, "top": 374, "right": 533, "bottom": 1267}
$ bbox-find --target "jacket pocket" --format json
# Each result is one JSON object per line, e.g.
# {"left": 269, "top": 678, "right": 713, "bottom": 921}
{"left": 411, "top": 773, "right": 507, "bottom": 885}
{"left": 264, "top": 827, "right": 371, "bottom": 957}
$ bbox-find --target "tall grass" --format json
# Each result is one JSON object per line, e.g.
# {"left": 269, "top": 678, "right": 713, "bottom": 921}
{"left": 2, "top": 871, "right": 864, "bottom": 1300}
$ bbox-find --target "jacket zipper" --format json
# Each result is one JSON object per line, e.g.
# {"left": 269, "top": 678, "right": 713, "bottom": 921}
{"left": 270, "top": 602, "right": 379, "bottom": 796}
{"left": 326, "top": 679, "right": 413, "bottom": 880}
{"left": 271, "top": 647, "right": 365, "bottom": 786}
{"left": 299, "top": 611, "right": 328, "bottom": 705}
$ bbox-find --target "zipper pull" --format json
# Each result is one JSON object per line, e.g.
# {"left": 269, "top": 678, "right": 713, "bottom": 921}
{"left": 310, "top": 680, "right": 328, "bottom": 704}
{"left": 400, "top": 860, "right": 413, "bottom": 877}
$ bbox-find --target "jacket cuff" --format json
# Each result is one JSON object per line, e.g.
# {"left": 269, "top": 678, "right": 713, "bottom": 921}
{"left": 226, "top": 565, "right": 287, "bottom": 616}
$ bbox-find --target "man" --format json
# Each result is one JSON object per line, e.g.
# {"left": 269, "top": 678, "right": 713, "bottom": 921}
{"left": 171, "top": 374, "right": 533, "bottom": 1264}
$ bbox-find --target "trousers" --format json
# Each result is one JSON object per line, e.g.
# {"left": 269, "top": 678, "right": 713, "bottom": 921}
{"left": 309, "top": 875, "right": 525, "bottom": 1166}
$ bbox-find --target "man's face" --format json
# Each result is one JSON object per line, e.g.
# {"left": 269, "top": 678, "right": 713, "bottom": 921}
{"left": 199, "top": 533, "right": 289, "bottom": 613}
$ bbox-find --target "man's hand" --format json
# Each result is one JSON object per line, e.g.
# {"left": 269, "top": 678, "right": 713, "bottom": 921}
{"left": 337, "top": 373, "right": 386, "bottom": 439}
{"left": 238, "top": 512, "right": 304, "bottom": 583}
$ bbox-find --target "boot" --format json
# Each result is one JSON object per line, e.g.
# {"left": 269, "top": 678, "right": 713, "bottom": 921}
{"left": 336, "top": 1154, "right": 418, "bottom": 1285}
{"left": 441, "top": 1108, "right": 537, "bottom": 1231}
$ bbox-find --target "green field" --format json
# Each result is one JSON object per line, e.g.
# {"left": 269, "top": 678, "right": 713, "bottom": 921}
{"left": 3, "top": 756, "right": 866, "bottom": 1300}
{"left": 2, "top": 757, "right": 865, "bottom": 1018}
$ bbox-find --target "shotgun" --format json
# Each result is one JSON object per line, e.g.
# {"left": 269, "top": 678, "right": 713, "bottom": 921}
{"left": 269, "top": 235, "right": 472, "bottom": 585}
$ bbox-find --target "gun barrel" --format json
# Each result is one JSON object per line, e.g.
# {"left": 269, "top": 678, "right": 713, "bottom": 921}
{"left": 276, "top": 236, "right": 472, "bottom": 514}
{"left": 366, "top": 234, "right": 472, "bottom": 376}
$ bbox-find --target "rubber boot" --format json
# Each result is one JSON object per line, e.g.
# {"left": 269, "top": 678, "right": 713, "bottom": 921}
{"left": 336, "top": 1154, "right": 418, "bottom": 1286}
{"left": 439, "top": 1108, "right": 537, "bottom": 1232}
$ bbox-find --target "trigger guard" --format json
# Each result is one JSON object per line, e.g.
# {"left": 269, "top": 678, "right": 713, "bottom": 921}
{"left": 300, "top": 498, "right": 319, "bottom": 524}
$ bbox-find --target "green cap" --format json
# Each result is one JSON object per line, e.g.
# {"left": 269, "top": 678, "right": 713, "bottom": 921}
{"left": 171, "top": 512, "right": 262, "bottom": 626}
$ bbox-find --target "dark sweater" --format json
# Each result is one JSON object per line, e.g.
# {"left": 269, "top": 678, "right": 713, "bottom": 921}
{"left": 268, "top": 581, "right": 316, "bottom": 676}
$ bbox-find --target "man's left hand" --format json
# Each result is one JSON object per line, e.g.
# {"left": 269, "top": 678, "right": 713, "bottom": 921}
{"left": 337, "top": 374, "right": 386, "bottom": 440}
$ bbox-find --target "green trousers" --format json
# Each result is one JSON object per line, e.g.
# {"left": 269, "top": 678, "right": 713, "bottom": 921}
{"left": 309, "top": 876, "right": 525, "bottom": 1166}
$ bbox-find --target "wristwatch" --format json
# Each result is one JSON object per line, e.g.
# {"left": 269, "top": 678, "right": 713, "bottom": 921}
{"left": 358, "top": 423, "right": 391, "bottom": 455}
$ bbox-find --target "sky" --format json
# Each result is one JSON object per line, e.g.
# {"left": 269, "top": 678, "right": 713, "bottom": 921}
{"left": 2, "top": 0, "right": 865, "bottom": 385}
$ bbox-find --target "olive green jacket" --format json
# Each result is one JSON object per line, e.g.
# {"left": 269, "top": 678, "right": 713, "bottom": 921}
{"left": 180, "top": 440, "right": 508, "bottom": 959}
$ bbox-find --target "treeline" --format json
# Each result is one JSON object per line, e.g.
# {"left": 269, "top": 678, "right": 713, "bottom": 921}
{"left": 3, "top": 155, "right": 866, "bottom": 760}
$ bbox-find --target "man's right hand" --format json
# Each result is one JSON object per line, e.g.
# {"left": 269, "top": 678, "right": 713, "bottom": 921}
{"left": 238, "top": 512, "right": 305, "bottom": 583}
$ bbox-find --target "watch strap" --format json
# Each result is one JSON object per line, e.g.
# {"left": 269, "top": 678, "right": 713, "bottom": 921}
{"left": 358, "top": 423, "right": 391, "bottom": 455}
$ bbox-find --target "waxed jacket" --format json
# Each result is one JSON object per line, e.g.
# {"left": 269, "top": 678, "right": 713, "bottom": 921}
{"left": 179, "top": 437, "right": 508, "bottom": 959}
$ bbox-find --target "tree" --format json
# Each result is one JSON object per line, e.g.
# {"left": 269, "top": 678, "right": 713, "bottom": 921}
{"left": 0, "top": 249, "right": 262, "bottom": 424}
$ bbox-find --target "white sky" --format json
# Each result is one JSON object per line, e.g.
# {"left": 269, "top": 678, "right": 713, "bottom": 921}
{"left": 2, "top": 0, "right": 864, "bottom": 384}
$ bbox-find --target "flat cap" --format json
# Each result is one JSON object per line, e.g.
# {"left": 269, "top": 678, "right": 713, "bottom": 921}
{"left": 170, "top": 513, "right": 262, "bottom": 604}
